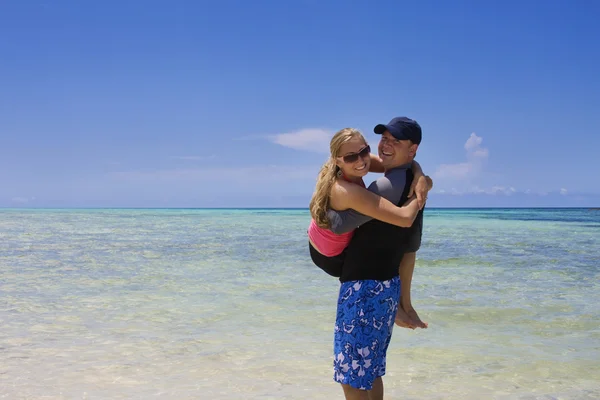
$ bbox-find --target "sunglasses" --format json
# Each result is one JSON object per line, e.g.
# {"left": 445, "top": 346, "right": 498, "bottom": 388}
{"left": 339, "top": 145, "right": 370, "bottom": 163}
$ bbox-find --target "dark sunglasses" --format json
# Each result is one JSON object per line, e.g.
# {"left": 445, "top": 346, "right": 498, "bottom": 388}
{"left": 340, "top": 145, "right": 370, "bottom": 163}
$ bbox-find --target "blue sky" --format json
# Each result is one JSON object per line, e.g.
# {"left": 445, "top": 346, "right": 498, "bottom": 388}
{"left": 1, "top": 0, "right": 599, "bottom": 208}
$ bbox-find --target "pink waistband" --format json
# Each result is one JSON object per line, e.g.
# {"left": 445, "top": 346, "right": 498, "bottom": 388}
{"left": 307, "top": 219, "right": 354, "bottom": 257}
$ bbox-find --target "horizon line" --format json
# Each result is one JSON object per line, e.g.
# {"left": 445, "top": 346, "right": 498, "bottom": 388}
{"left": 1, "top": 206, "right": 599, "bottom": 210}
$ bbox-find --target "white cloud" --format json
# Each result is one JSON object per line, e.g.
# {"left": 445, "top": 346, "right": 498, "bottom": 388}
{"left": 560, "top": 188, "right": 568, "bottom": 195}
{"left": 434, "top": 133, "right": 488, "bottom": 182}
{"left": 11, "top": 196, "right": 35, "bottom": 204}
{"left": 464, "top": 133, "right": 488, "bottom": 157}
{"left": 433, "top": 162, "right": 473, "bottom": 180}
{"left": 490, "top": 186, "right": 516, "bottom": 195}
{"left": 268, "top": 128, "right": 332, "bottom": 153}
{"left": 471, "top": 148, "right": 489, "bottom": 159}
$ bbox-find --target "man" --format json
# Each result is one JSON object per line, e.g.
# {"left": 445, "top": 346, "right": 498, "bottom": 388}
{"left": 327, "top": 117, "right": 432, "bottom": 400}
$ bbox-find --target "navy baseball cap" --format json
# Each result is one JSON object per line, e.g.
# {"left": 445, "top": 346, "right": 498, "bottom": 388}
{"left": 374, "top": 117, "right": 422, "bottom": 145}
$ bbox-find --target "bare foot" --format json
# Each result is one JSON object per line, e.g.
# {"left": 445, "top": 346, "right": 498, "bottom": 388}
{"left": 395, "top": 307, "right": 416, "bottom": 329}
{"left": 405, "top": 307, "right": 428, "bottom": 329}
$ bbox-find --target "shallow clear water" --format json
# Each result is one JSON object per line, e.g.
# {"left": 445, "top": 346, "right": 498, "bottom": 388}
{"left": 1, "top": 208, "right": 599, "bottom": 399}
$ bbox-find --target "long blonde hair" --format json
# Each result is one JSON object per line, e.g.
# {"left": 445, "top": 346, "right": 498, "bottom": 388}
{"left": 309, "top": 128, "right": 366, "bottom": 228}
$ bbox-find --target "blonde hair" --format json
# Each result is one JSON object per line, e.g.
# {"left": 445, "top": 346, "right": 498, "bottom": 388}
{"left": 309, "top": 128, "right": 366, "bottom": 228}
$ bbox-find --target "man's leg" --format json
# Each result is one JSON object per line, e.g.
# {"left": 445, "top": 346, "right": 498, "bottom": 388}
{"left": 340, "top": 378, "right": 384, "bottom": 400}
{"left": 398, "top": 252, "right": 427, "bottom": 328}
{"left": 337, "top": 277, "right": 399, "bottom": 400}
{"left": 341, "top": 384, "right": 369, "bottom": 400}
{"left": 367, "top": 377, "right": 384, "bottom": 400}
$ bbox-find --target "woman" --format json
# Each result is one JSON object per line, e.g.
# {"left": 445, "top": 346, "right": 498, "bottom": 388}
{"left": 307, "top": 127, "right": 424, "bottom": 278}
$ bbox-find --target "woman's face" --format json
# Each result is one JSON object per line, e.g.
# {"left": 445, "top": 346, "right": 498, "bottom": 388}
{"left": 335, "top": 136, "right": 371, "bottom": 179}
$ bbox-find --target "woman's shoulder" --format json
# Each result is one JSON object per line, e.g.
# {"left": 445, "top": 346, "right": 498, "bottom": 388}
{"left": 331, "top": 178, "right": 354, "bottom": 195}
{"left": 331, "top": 179, "right": 366, "bottom": 205}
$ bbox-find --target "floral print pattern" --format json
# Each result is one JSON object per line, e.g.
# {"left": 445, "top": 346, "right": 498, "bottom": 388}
{"left": 333, "top": 277, "right": 401, "bottom": 390}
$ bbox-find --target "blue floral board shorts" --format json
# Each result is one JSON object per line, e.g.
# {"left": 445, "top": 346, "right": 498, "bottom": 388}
{"left": 333, "top": 276, "right": 401, "bottom": 390}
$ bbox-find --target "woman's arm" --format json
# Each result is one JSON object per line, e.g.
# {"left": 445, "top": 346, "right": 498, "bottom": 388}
{"left": 331, "top": 181, "right": 420, "bottom": 228}
{"left": 369, "top": 153, "right": 385, "bottom": 173}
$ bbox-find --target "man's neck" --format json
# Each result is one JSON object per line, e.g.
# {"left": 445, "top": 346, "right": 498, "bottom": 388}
{"left": 383, "top": 161, "right": 412, "bottom": 174}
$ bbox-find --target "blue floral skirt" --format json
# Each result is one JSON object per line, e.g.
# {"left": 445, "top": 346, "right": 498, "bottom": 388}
{"left": 333, "top": 276, "right": 401, "bottom": 390}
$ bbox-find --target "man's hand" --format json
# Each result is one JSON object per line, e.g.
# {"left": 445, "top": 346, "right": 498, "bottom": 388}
{"left": 408, "top": 175, "right": 433, "bottom": 209}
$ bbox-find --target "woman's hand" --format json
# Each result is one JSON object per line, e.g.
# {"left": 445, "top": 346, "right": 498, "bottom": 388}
{"left": 409, "top": 175, "right": 433, "bottom": 209}
{"left": 409, "top": 160, "right": 432, "bottom": 208}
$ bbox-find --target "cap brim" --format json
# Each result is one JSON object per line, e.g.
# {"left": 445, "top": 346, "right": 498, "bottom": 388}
{"left": 373, "top": 124, "right": 388, "bottom": 134}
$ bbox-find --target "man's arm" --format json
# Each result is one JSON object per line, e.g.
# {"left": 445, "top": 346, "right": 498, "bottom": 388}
{"left": 368, "top": 153, "right": 385, "bottom": 173}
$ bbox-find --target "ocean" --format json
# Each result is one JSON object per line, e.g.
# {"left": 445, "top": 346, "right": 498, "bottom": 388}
{"left": 1, "top": 208, "right": 599, "bottom": 399}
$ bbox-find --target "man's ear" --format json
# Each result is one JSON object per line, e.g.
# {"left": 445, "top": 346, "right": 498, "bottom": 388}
{"left": 409, "top": 144, "right": 419, "bottom": 157}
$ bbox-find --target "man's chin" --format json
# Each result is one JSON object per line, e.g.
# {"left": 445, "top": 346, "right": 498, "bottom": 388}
{"left": 382, "top": 157, "right": 410, "bottom": 170}
{"left": 380, "top": 159, "right": 395, "bottom": 169}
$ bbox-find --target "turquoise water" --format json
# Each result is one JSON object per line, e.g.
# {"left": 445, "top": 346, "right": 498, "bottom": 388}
{"left": 1, "top": 208, "right": 599, "bottom": 399}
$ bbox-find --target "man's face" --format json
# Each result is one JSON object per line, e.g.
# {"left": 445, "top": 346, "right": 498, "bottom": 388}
{"left": 378, "top": 131, "right": 418, "bottom": 169}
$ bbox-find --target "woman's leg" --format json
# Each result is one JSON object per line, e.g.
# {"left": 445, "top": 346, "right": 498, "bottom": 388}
{"left": 394, "top": 252, "right": 416, "bottom": 329}
{"left": 398, "top": 252, "right": 428, "bottom": 328}
{"left": 309, "top": 241, "right": 344, "bottom": 277}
